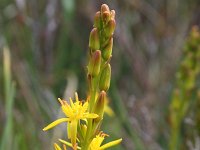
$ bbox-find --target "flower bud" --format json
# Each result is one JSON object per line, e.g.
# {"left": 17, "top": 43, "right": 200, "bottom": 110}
{"left": 88, "top": 50, "right": 101, "bottom": 77}
{"left": 104, "top": 19, "right": 116, "bottom": 37}
{"left": 94, "top": 11, "right": 101, "bottom": 29}
{"left": 93, "top": 91, "right": 106, "bottom": 122}
{"left": 89, "top": 28, "right": 100, "bottom": 51}
{"left": 99, "top": 64, "right": 111, "bottom": 91}
{"left": 110, "top": 10, "right": 115, "bottom": 20}
{"left": 101, "top": 4, "right": 110, "bottom": 14}
{"left": 102, "top": 37, "right": 113, "bottom": 61}
{"left": 102, "top": 11, "right": 110, "bottom": 25}
{"left": 81, "top": 124, "right": 87, "bottom": 137}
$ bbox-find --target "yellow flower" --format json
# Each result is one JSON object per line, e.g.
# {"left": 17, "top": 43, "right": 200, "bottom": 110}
{"left": 89, "top": 132, "right": 122, "bottom": 150}
{"left": 43, "top": 93, "right": 98, "bottom": 146}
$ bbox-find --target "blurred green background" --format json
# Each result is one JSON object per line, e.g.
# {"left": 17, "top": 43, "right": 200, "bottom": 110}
{"left": 0, "top": 0, "right": 200, "bottom": 149}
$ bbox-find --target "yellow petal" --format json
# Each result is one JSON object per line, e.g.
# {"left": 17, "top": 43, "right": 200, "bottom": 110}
{"left": 82, "top": 102, "right": 89, "bottom": 113}
{"left": 58, "top": 98, "right": 63, "bottom": 104}
{"left": 62, "top": 103, "right": 73, "bottom": 117}
{"left": 84, "top": 113, "right": 99, "bottom": 119}
{"left": 54, "top": 143, "right": 62, "bottom": 150}
{"left": 75, "top": 92, "right": 79, "bottom": 102}
{"left": 70, "top": 120, "right": 78, "bottom": 146}
{"left": 90, "top": 135, "right": 104, "bottom": 148}
{"left": 43, "top": 118, "right": 69, "bottom": 131}
{"left": 67, "top": 123, "right": 71, "bottom": 139}
{"left": 59, "top": 139, "right": 81, "bottom": 150}
{"left": 70, "top": 97, "right": 75, "bottom": 108}
{"left": 100, "top": 138, "right": 122, "bottom": 149}
{"left": 104, "top": 105, "right": 114, "bottom": 116}
{"left": 58, "top": 98, "right": 74, "bottom": 117}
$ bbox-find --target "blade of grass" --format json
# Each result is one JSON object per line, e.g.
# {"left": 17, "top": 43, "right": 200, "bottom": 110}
{"left": 1, "top": 47, "right": 15, "bottom": 150}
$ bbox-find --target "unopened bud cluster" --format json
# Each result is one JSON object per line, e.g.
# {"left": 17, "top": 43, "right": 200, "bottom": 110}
{"left": 85, "top": 4, "right": 118, "bottom": 149}
{"left": 88, "top": 4, "right": 116, "bottom": 93}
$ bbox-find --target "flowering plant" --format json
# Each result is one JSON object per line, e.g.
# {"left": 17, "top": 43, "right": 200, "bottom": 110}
{"left": 43, "top": 4, "right": 122, "bottom": 150}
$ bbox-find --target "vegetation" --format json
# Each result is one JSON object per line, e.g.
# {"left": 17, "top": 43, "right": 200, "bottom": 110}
{"left": 0, "top": 0, "right": 200, "bottom": 150}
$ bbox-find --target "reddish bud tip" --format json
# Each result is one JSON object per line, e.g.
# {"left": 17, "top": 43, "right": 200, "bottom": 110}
{"left": 101, "top": 4, "right": 110, "bottom": 13}
{"left": 110, "top": 10, "right": 115, "bottom": 20}
{"left": 102, "top": 11, "right": 110, "bottom": 25}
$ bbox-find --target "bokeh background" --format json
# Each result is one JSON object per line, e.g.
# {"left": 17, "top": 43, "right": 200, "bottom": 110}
{"left": 0, "top": 0, "right": 200, "bottom": 149}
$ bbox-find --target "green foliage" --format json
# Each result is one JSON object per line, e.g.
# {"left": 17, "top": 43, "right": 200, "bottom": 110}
{"left": 169, "top": 26, "right": 200, "bottom": 150}
{"left": 1, "top": 47, "right": 15, "bottom": 150}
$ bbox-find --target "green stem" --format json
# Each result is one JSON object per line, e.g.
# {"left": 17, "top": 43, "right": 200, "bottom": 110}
{"left": 82, "top": 77, "right": 98, "bottom": 149}
{"left": 169, "top": 123, "right": 180, "bottom": 150}
{"left": 89, "top": 77, "right": 98, "bottom": 112}
{"left": 82, "top": 60, "right": 106, "bottom": 149}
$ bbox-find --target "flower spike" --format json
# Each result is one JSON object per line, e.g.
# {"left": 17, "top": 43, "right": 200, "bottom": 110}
{"left": 43, "top": 4, "right": 122, "bottom": 150}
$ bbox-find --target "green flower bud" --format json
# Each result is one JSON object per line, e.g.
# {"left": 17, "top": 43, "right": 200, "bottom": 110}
{"left": 88, "top": 50, "right": 101, "bottom": 77}
{"left": 102, "top": 37, "right": 113, "bottom": 61}
{"left": 104, "top": 19, "right": 116, "bottom": 37}
{"left": 101, "top": 4, "right": 110, "bottom": 14}
{"left": 99, "top": 64, "right": 111, "bottom": 91}
{"left": 80, "top": 124, "right": 87, "bottom": 137}
{"left": 93, "top": 91, "right": 106, "bottom": 122}
{"left": 94, "top": 11, "right": 101, "bottom": 29}
{"left": 89, "top": 28, "right": 100, "bottom": 51}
